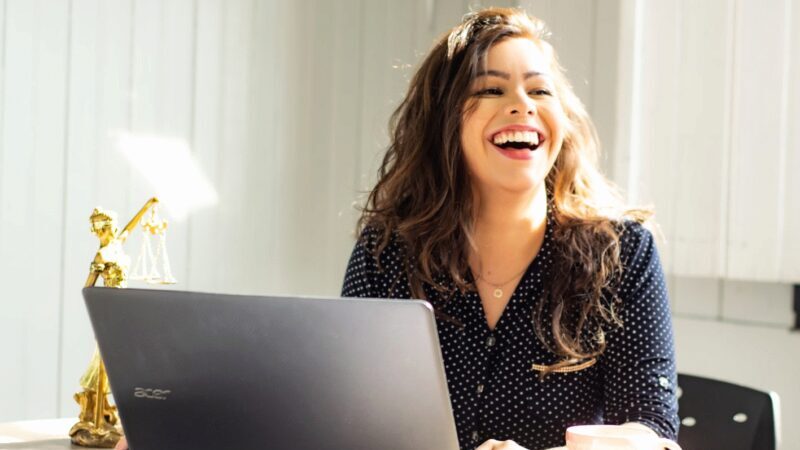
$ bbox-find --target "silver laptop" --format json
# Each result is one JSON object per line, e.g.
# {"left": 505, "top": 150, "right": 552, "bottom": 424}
{"left": 83, "top": 287, "right": 460, "bottom": 450}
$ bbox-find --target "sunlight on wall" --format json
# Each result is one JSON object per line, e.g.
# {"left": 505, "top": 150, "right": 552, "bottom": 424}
{"left": 115, "top": 132, "right": 218, "bottom": 220}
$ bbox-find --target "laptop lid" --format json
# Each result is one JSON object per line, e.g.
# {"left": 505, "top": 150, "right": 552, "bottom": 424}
{"left": 82, "top": 287, "right": 460, "bottom": 450}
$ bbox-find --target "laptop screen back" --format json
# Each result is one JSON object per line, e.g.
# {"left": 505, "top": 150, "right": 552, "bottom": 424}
{"left": 83, "top": 287, "right": 459, "bottom": 450}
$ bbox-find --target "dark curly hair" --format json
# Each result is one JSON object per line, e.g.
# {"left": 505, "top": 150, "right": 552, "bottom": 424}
{"left": 357, "top": 7, "right": 653, "bottom": 375}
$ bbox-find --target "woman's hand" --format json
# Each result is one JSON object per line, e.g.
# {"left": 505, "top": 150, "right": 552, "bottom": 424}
{"left": 476, "top": 439, "right": 527, "bottom": 449}
{"left": 476, "top": 441, "right": 566, "bottom": 450}
{"left": 114, "top": 436, "right": 128, "bottom": 450}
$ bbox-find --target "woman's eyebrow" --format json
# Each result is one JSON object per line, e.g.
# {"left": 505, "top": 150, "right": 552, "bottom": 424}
{"left": 475, "top": 69, "right": 548, "bottom": 80}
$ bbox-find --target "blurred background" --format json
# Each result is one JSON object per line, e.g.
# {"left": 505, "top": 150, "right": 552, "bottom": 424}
{"left": 0, "top": 0, "right": 798, "bottom": 448}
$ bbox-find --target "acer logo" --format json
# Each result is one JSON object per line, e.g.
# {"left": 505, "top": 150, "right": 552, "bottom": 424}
{"left": 134, "top": 387, "right": 171, "bottom": 400}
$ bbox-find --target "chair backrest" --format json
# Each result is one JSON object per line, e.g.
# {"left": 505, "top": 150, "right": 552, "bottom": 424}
{"left": 677, "top": 373, "right": 780, "bottom": 450}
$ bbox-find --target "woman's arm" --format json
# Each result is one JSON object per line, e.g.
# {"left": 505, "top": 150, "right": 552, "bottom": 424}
{"left": 600, "top": 223, "right": 680, "bottom": 439}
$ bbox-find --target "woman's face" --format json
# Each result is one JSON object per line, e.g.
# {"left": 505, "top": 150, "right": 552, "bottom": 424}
{"left": 461, "top": 37, "right": 567, "bottom": 197}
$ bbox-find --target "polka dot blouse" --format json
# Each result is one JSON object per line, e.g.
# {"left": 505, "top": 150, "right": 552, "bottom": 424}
{"left": 341, "top": 214, "right": 679, "bottom": 450}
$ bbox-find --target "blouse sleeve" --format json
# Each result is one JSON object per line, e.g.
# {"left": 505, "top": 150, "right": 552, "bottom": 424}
{"left": 340, "top": 228, "right": 379, "bottom": 298}
{"left": 600, "top": 222, "right": 680, "bottom": 440}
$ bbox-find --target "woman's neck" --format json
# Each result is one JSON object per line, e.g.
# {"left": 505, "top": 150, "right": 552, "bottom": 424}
{"left": 472, "top": 185, "right": 548, "bottom": 244}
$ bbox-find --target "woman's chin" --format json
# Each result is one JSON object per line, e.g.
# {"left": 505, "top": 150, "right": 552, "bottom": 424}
{"left": 494, "top": 177, "right": 546, "bottom": 196}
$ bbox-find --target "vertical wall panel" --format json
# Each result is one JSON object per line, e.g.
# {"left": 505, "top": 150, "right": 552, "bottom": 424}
{"left": 623, "top": 1, "right": 682, "bottom": 271}
{"left": 610, "top": 0, "right": 638, "bottom": 192}
{"left": 670, "top": 0, "right": 734, "bottom": 278}
{"left": 306, "top": 0, "right": 345, "bottom": 293}
{"left": 780, "top": 0, "right": 800, "bottom": 281}
{"left": 358, "top": 0, "right": 392, "bottom": 194}
{"left": 126, "top": 0, "right": 161, "bottom": 233}
{"left": 0, "top": 1, "right": 33, "bottom": 419}
{"left": 358, "top": 1, "right": 411, "bottom": 194}
{"left": 158, "top": 0, "right": 195, "bottom": 288}
{"left": 128, "top": 0, "right": 194, "bottom": 286}
{"left": 281, "top": 0, "right": 336, "bottom": 295}
{"left": 591, "top": 0, "right": 621, "bottom": 174}
{"left": 0, "top": 0, "right": 68, "bottom": 420}
{"left": 726, "top": 0, "right": 789, "bottom": 280}
{"left": 0, "top": 0, "right": 4, "bottom": 193}
{"left": 58, "top": 0, "right": 134, "bottom": 417}
{"left": 319, "top": 0, "right": 363, "bottom": 293}
{"left": 241, "top": 0, "right": 287, "bottom": 294}
{"left": 187, "top": 0, "right": 223, "bottom": 292}
{"left": 130, "top": 0, "right": 160, "bottom": 132}
{"left": 30, "top": 0, "right": 69, "bottom": 417}
{"left": 0, "top": 0, "right": 36, "bottom": 413}
{"left": 214, "top": 0, "right": 251, "bottom": 292}
{"left": 93, "top": 0, "right": 133, "bottom": 209}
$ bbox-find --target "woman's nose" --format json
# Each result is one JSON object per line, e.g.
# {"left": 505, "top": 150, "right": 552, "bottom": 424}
{"left": 505, "top": 92, "right": 537, "bottom": 116}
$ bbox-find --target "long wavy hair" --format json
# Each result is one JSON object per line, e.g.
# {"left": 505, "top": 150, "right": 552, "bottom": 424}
{"left": 357, "top": 8, "right": 652, "bottom": 374}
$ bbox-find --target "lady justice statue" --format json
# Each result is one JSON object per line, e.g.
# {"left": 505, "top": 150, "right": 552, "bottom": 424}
{"left": 70, "top": 197, "right": 173, "bottom": 447}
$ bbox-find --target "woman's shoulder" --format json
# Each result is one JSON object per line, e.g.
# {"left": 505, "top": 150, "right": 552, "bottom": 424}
{"left": 352, "top": 224, "right": 409, "bottom": 281}
{"left": 614, "top": 219, "right": 658, "bottom": 265}
{"left": 609, "top": 219, "right": 665, "bottom": 301}
{"left": 356, "top": 225, "right": 405, "bottom": 260}
{"left": 552, "top": 214, "right": 656, "bottom": 261}
{"left": 343, "top": 225, "right": 410, "bottom": 299}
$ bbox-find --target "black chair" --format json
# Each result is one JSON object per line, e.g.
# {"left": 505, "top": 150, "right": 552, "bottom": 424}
{"left": 676, "top": 373, "right": 780, "bottom": 450}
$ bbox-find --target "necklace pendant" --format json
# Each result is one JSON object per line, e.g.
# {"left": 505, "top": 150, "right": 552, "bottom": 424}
{"left": 493, "top": 288, "right": 503, "bottom": 298}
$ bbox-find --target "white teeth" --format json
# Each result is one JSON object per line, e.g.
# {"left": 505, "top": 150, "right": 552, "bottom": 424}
{"left": 491, "top": 130, "right": 541, "bottom": 146}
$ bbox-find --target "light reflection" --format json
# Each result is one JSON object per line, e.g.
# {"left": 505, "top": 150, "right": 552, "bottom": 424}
{"left": 115, "top": 132, "right": 218, "bottom": 220}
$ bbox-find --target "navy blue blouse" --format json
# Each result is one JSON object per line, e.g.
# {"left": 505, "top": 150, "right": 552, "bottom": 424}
{"left": 341, "top": 216, "right": 679, "bottom": 450}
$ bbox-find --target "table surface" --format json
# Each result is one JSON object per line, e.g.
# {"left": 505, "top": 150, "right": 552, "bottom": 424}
{"left": 0, "top": 419, "right": 94, "bottom": 450}
{"left": 0, "top": 419, "right": 570, "bottom": 449}
{"left": 0, "top": 440, "right": 75, "bottom": 450}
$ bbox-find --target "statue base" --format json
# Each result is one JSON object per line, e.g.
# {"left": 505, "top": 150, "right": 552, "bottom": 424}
{"left": 69, "top": 421, "right": 123, "bottom": 448}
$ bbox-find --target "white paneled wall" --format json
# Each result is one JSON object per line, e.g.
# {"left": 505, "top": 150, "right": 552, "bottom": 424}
{"left": 0, "top": 0, "right": 69, "bottom": 420}
{"left": 617, "top": 0, "right": 734, "bottom": 278}
{"left": 618, "top": 0, "right": 800, "bottom": 283}
{"left": 670, "top": 0, "right": 735, "bottom": 278}
{"left": 727, "top": 0, "right": 790, "bottom": 281}
{"left": 784, "top": 0, "right": 800, "bottom": 282}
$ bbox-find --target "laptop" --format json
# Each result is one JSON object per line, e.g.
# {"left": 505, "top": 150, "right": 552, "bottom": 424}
{"left": 83, "top": 287, "right": 460, "bottom": 450}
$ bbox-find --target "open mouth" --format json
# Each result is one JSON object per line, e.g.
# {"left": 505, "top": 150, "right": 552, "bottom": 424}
{"left": 490, "top": 130, "right": 544, "bottom": 152}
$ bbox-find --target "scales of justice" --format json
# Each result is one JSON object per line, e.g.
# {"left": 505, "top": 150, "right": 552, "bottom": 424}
{"left": 70, "top": 197, "right": 176, "bottom": 447}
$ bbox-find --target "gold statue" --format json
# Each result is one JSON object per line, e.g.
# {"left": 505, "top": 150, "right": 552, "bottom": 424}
{"left": 71, "top": 197, "right": 170, "bottom": 448}
{"left": 70, "top": 349, "right": 121, "bottom": 447}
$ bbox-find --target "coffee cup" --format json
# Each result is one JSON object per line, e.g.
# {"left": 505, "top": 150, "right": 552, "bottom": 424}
{"left": 565, "top": 425, "right": 682, "bottom": 450}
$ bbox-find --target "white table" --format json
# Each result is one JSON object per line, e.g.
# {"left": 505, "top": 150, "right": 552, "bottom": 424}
{"left": 0, "top": 419, "right": 82, "bottom": 449}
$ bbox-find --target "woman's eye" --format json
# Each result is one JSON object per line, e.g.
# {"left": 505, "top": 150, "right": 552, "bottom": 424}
{"left": 476, "top": 87, "right": 503, "bottom": 96}
{"left": 530, "top": 88, "right": 552, "bottom": 96}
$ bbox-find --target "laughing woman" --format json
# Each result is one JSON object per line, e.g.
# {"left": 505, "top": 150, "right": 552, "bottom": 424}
{"left": 342, "top": 8, "right": 679, "bottom": 450}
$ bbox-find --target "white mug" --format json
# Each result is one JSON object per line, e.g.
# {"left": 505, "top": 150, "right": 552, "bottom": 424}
{"left": 566, "top": 425, "right": 682, "bottom": 450}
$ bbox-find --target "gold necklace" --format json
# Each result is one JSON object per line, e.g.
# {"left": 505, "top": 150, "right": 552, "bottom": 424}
{"left": 475, "top": 264, "right": 529, "bottom": 299}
